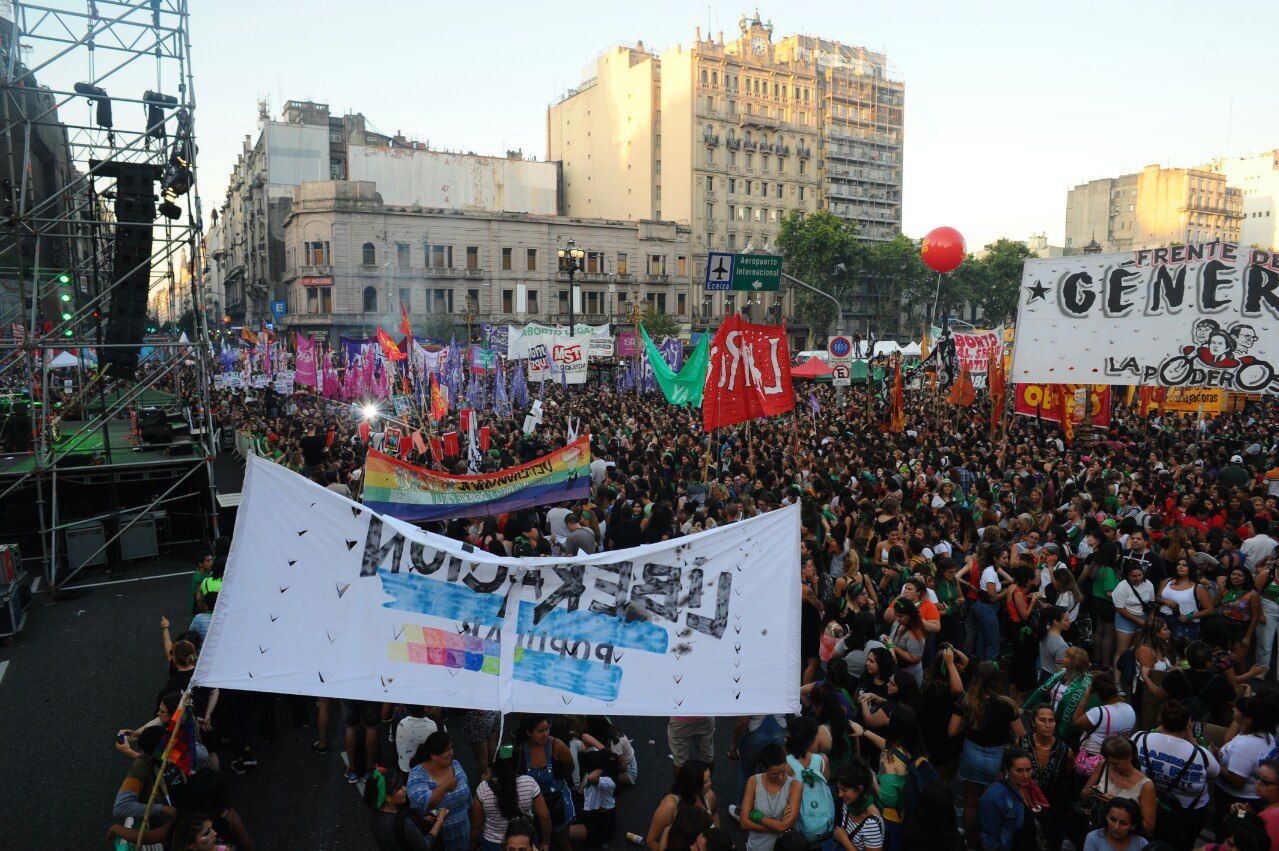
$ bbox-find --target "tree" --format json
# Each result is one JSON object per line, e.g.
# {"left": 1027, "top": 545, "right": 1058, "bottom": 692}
{"left": 965, "top": 238, "right": 1034, "bottom": 326}
{"left": 415, "top": 313, "right": 456, "bottom": 343}
{"left": 639, "top": 306, "right": 681, "bottom": 341}
{"left": 863, "top": 235, "right": 935, "bottom": 336}
{"left": 775, "top": 210, "right": 866, "bottom": 345}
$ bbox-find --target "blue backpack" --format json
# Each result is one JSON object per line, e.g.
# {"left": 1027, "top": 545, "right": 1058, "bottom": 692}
{"left": 900, "top": 751, "right": 943, "bottom": 820}
{"left": 786, "top": 753, "right": 835, "bottom": 842}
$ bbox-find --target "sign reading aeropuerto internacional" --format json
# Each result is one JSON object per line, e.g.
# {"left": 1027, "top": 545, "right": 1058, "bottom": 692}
{"left": 193, "top": 456, "right": 801, "bottom": 716}
{"left": 1011, "top": 241, "right": 1279, "bottom": 395}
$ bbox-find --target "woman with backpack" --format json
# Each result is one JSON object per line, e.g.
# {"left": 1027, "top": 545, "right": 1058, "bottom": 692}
{"left": 515, "top": 716, "right": 576, "bottom": 851}
{"left": 784, "top": 717, "right": 835, "bottom": 845}
{"left": 873, "top": 706, "right": 932, "bottom": 851}
{"left": 1131, "top": 700, "right": 1217, "bottom": 851}
{"left": 738, "top": 744, "right": 802, "bottom": 851}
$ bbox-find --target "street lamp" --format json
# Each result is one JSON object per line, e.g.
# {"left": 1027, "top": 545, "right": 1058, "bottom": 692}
{"left": 557, "top": 240, "right": 586, "bottom": 331}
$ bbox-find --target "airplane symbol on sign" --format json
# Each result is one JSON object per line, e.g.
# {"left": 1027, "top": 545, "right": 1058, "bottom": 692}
{"left": 711, "top": 257, "right": 730, "bottom": 280}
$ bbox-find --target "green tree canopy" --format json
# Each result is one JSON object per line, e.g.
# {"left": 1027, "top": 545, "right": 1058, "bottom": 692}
{"left": 639, "top": 306, "right": 682, "bottom": 341}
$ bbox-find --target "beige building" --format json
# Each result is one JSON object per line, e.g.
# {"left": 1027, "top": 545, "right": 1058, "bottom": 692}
{"left": 1064, "top": 164, "right": 1243, "bottom": 253}
{"left": 547, "top": 11, "right": 903, "bottom": 325}
{"left": 1201, "top": 149, "right": 1279, "bottom": 250}
{"left": 282, "top": 181, "right": 693, "bottom": 343}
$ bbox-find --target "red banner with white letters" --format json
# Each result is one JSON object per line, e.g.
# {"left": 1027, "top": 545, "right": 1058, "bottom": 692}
{"left": 702, "top": 314, "right": 794, "bottom": 431}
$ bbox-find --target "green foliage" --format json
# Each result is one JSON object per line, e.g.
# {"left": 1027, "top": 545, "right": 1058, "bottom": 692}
{"left": 775, "top": 210, "right": 866, "bottom": 343}
{"left": 416, "top": 312, "right": 457, "bottom": 343}
{"left": 639, "top": 306, "right": 682, "bottom": 341}
{"left": 969, "top": 238, "right": 1034, "bottom": 325}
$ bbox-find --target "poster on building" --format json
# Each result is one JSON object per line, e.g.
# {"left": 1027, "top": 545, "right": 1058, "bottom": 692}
{"left": 1012, "top": 383, "right": 1112, "bottom": 426}
{"left": 193, "top": 456, "right": 801, "bottom": 716}
{"left": 1011, "top": 242, "right": 1279, "bottom": 395}
{"left": 527, "top": 336, "right": 590, "bottom": 384}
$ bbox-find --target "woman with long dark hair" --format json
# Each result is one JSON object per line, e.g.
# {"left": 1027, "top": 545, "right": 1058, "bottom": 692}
{"left": 366, "top": 766, "right": 449, "bottom": 851}
{"left": 643, "top": 760, "right": 718, "bottom": 851}
{"left": 949, "top": 662, "right": 1025, "bottom": 846}
{"left": 471, "top": 746, "right": 552, "bottom": 851}
{"left": 515, "top": 715, "right": 576, "bottom": 851}
{"left": 408, "top": 731, "right": 472, "bottom": 851}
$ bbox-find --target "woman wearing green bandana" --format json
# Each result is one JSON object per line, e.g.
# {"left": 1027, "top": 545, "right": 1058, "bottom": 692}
{"left": 366, "top": 766, "right": 447, "bottom": 851}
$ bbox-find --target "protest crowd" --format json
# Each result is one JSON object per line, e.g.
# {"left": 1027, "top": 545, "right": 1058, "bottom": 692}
{"left": 106, "top": 324, "right": 1279, "bottom": 851}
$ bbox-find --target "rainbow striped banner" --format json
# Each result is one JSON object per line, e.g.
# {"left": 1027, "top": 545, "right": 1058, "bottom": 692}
{"left": 362, "top": 437, "right": 592, "bottom": 522}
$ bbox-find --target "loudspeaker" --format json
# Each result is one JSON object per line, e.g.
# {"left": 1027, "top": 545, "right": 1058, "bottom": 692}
{"left": 4, "top": 402, "right": 30, "bottom": 451}
{"left": 139, "top": 421, "right": 173, "bottom": 444}
{"left": 93, "top": 161, "right": 162, "bottom": 381}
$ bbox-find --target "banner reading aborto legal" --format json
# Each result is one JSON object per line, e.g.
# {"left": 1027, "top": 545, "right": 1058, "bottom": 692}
{"left": 1012, "top": 241, "right": 1279, "bottom": 395}
{"left": 362, "top": 437, "right": 593, "bottom": 522}
{"left": 193, "top": 456, "right": 801, "bottom": 715}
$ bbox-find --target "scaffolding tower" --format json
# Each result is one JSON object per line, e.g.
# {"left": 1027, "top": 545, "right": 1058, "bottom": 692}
{"left": 0, "top": 0, "right": 216, "bottom": 590}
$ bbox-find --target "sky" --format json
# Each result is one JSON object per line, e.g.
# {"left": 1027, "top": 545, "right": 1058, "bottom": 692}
{"left": 36, "top": 0, "right": 1279, "bottom": 251}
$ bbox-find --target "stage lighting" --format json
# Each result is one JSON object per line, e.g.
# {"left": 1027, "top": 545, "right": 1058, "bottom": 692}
{"left": 361, "top": 403, "right": 380, "bottom": 421}
{"left": 74, "top": 82, "right": 112, "bottom": 129}
{"left": 158, "top": 199, "right": 182, "bottom": 220}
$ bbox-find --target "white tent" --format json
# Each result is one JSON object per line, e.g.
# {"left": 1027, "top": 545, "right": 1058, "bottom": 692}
{"left": 873, "top": 340, "right": 902, "bottom": 357}
{"left": 900, "top": 341, "right": 923, "bottom": 357}
{"left": 47, "top": 350, "right": 84, "bottom": 368}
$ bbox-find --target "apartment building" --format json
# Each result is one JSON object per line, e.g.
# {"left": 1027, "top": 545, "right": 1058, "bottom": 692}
{"left": 1202, "top": 149, "right": 1279, "bottom": 250}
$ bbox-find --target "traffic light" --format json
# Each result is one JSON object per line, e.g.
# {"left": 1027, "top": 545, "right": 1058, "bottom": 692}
{"left": 55, "top": 271, "right": 74, "bottom": 322}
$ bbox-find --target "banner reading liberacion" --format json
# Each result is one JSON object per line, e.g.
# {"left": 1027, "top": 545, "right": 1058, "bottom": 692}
{"left": 362, "top": 437, "right": 593, "bottom": 522}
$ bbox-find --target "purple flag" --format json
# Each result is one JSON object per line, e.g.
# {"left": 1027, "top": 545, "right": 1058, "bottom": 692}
{"left": 294, "top": 333, "right": 318, "bottom": 388}
{"left": 808, "top": 391, "right": 821, "bottom": 416}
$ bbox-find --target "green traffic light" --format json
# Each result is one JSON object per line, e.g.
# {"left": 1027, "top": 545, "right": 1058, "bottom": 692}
{"left": 61, "top": 311, "right": 72, "bottom": 321}
{"left": 59, "top": 293, "right": 71, "bottom": 302}
{"left": 56, "top": 273, "right": 71, "bottom": 285}
{"left": 62, "top": 329, "right": 73, "bottom": 337}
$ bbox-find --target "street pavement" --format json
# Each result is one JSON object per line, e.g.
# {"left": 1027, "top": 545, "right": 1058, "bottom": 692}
{"left": 0, "top": 558, "right": 744, "bottom": 850}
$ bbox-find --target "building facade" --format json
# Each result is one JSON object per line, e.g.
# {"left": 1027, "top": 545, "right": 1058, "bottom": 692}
{"left": 547, "top": 11, "right": 904, "bottom": 331}
{"left": 1201, "top": 149, "right": 1279, "bottom": 250}
{"left": 282, "top": 181, "right": 694, "bottom": 343}
{"left": 1064, "top": 164, "right": 1243, "bottom": 253}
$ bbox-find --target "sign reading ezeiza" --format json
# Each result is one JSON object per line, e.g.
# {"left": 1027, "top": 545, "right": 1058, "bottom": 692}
{"left": 1011, "top": 241, "right": 1279, "bottom": 395}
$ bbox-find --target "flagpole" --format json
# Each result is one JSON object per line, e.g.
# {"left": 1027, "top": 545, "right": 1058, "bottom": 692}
{"left": 135, "top": 690, "right": 190, "bottom": 848}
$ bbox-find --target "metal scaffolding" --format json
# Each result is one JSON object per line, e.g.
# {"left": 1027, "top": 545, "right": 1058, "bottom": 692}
{"left": 0, "top": 0, "right": 216, "bottom": 589}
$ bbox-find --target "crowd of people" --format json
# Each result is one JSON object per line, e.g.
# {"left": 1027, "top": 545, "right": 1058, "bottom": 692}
{"left": 107, "top": 354, "right": 1279, "bottom": 851}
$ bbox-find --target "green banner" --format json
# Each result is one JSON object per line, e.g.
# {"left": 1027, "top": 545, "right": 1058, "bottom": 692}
{"left": 641, "top": 326, "right": 709, "bottom": 407}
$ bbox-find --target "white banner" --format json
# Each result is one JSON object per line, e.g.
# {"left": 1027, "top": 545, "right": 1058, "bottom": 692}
{"left": 1012, "top": 242, "right": 1279, "bottom": 395}
{"left": 527, "top": 335, "right": 591, "bottom": 384}
{"left": 194, "top": 457, "right": 800, "bottom": 716}
{"left": 508, "top": 323, "right": 613, "bottom": 359}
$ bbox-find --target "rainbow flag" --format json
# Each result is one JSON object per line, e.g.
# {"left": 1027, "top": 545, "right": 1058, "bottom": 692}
{"left": 154, "top": 697, "right": 199, "bottom": 776}
{"left": 362, "top": 436, "right": 592, "bottom": 522}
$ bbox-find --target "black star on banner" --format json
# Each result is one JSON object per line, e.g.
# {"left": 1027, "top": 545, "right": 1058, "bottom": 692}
{"left": 1027, "top": 280, "right": 1050, "bottom": 302}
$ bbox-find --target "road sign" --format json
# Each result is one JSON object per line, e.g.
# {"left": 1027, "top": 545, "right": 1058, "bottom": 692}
{"left": 704, "top": 252, "right": 735, "bottom": 291}
{"left": 829, "top": 335, "right": 853, "bottom": 387}
{"left": 702, "top": 252, "right": 782, "bottom": 292}
{"left": 731, "top": 253, "right": 782, "bottom": 292}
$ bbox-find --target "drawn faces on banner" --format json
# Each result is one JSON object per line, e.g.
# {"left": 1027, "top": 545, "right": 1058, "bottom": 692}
{"left": 1012, "top": 241, "right": 1279, "bottom": 395}
{"left": 193, "top": 456, "right": 801, "bottom": 715}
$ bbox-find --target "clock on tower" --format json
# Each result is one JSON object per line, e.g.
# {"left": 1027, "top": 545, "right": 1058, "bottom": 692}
{"left": 751, "top": 36, "right": 767, "bottom": 56}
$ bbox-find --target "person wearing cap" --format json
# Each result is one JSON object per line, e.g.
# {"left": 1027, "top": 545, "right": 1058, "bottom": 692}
{"left": 1220, "top": 454, "right": 1253, "bottom": 493}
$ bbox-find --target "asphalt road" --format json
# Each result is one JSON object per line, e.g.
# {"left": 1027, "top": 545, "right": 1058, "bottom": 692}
{"left": 0, "top": 564, "right": 744, "bottom": 850}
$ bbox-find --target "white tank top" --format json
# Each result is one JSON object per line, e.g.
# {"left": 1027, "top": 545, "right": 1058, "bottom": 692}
{"left": 1160, "top": 582, "right": 1198, "bottom": 617}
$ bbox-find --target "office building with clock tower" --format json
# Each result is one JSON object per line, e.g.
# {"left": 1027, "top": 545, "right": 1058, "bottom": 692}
{"left": 548, "top": 10, "right": 905, "bottom": 334}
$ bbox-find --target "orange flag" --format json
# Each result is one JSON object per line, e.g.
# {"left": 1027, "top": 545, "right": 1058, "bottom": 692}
{"left": 399, "top": 299, "right": 413, "bottom": 339}
{"left": 989, "top": 353, "right": 1006, "bottom": 433}
{"left": 947, "top": 366, "right": 976, "bottom": 406}
{"left": 889, "top": 356, "right": 905, "bottom": 434}
{"left": 429, "top": 373, "right": 448, "bottom": 421}
{"left": 1056, "top": 385, "right": 1074, "bottom": 444}
{"left": 375, "top": 327, "right": 407, "bottom": 361}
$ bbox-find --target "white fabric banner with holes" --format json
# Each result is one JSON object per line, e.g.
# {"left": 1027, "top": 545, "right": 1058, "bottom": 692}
{"left": 1011, "top": 242, "right": 1279, "bottom": 395}
{"left": 193, "top": 455, "right": 801, "bottom": 716}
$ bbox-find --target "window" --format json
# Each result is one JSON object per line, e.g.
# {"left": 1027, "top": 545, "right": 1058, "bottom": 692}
{"left": 305, "top": 240, "right": 330, "bottom": 265}
{"left": 705, "top": 175, "right": 714, "bottom": 192}
{"left": 502, "top": 289, "right": 514, "bottom": 313}
{"left": 746, "top": 152, "right": 753, "bottom": 168}
{"left": 362, "top": 286, "right": 377, "bottom": 312}
{"left": 705, "top": 148, "right": 714, "bottom": 166}
{"left": 585, "top": 291, "right": 603, "bottom": 314}
{"left": 729, "top": 178, "right": 737, "bottom": 194}
{"left": 725, "top": 294, "right": 736, "bottom": 314}
{"left": 617, "top": 252, "right": 628, "bottom": 276}
{"left": 526, "top": 290, "right": 538, "bottom": 314}
{"left": 762, "top": 156, "right": 770, "bottom": 172}
{"left": 466, "top": 246, "right": 479, "bottom": 270}
{"left": 396, "top": 242, "right": 410, "bottom": 268}
{"left": 728, "top": 151, "right": 736, "bottom": 167}
{"left": 730, "top": 205, "right": 739, "bottom": 220}
{"left": 799, "top": 160, "right": 806, "bottom": 175}
{"left": 467, "top": 289, "right": 480, "bottom": 312}
{"left": 677, "top": 293, "right": 687, "bottom": 315}
{"left": 745, "top": 180, "right": 752, "bottom": 196}
{"left": 398, "top": 287, "right": 411, "bottom": 309}
{"left": 776, "top": 184, "right": 783, "bottom": 199}
{"left": 526, "top": 248, "right": 537, "bottom": 271}
{"left": 306, "top": 286, "right": 332, "bottom": 314}
{"left": 647, "top": 254, "right": 667, "bottom": 276}
{"left": 361, "top": 242, "right": 376, "bottom": 266}
{"left": 429, "top": 288, "right": 454, "bottom": 314}
{"left": 676, "top": 256, "right": 687, "bottom": 277}
{"left": 706, "top": 202, "right": 714, "bottom": 220}
{"left": 430, "top": 245, "right": 453, "bottom": 269}
{"left": 502, "top": 247, "right": 513, "bottom": 270}
{"left": 558, "top": 290, "right": 569, "bottom": 313}
{"left": 587, "top": 251, "right": 604, "bottom": 274}
{"left": 728, "top": 233, "right": 737, "bottom": 249}
{"left": 799, "top": 186, "right": 806, "bottom": 201}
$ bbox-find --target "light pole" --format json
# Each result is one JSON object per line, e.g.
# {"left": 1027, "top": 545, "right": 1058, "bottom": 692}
{"left": 557, "top": 240, "right": 585, "bottom": 332}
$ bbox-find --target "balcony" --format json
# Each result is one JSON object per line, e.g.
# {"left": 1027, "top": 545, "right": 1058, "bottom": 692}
{"left": 463, "top": 268, "right": 484, "bottom": 279}
{"left": 725, "top": 137, "right": 742, "bottom": 150}
{"left": 645, "top": 273, "right": 671, "bottom": 284}
{"left": 550, "top": 313, "right": 610, "bottom": 325}
{"left": 703, "top": 133, "right": 720, "bottom": 147}
{"left": 743, "top": 139, "right": 759, "bottom": 151}
{"left": 758, "top": 142, "right": 773, "bottom": 153}
{"left": 797, "top": 145, "right": 812, "bottom": 158}
{"left": 777, "top": 145, "right": 791, "bottom": 157}
{"left": 425, "top": 266, "right": 464, "bottom": 278}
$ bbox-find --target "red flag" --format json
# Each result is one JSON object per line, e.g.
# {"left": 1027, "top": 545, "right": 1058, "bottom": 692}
{"left": 442, "top": 431, "right": 459, "bottom": 457}
{"left": 153, "top": 697, "right": 197, "bottom": 777}
{"left": 399, "top": 299, "right": 413, "bottom": 339}
{"left": 701, "top": 314, "right": 794, "bottom": 431}
{"left": 398, "top": 433, "right": 412, "bottom": 459}
{"left": 240, "top": 327, "right": 258, "bottom": 346}
{"left": 889, "top": 357, "right": 905, "bottom": 434}
{"left": 459, "top": 408, "right": 472, "bottom": 431}
{"left": 989, "top": 351, "right": 1006, "bottom": 433}
{"left": 429, "top": 374, "right": 448, "bottom": 421}
{"left": 479, "top": 426, "right": 491, "bottom": 452}
{"left": 412, "top": 430, "right": 427, "bottom": 454}
{"left": 376, "top": 327, "right": 407, "bottom": 361}
{"left": 429, "top": 436, "right": 443, "bottom": 463}
{"left": 947, "top": 367, "right": 976, "bottom": 407}
{"left": 1056, "top": 384, "right": 1074, "bottom": 444}
{"left": 1137, "top": 385, "right": 1153, "bottom": 417}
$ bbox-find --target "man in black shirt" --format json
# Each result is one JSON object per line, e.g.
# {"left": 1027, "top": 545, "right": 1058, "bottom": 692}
{"left": 299, "top": 424, "right": 326, "bottom": 470}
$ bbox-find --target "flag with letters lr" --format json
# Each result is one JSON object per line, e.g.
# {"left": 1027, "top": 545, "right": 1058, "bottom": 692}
{"left": 701, "top": 314, "right": 794, "bottom": 431}
{"left": 376, "top": 327, "right": 407, "bottom": 361}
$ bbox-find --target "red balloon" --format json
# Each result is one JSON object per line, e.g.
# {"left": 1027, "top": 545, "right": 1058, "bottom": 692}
{"left": 920, "top": 226, "right": 966, "bottom": 274}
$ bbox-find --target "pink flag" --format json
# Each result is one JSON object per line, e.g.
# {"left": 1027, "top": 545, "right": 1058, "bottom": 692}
{"left": 294, "top": 334, "right": 318, "bottom": 388}
{"left": 344, "top": 363, "right": 359, "bottom": 399}
{"left": 362, "top": 352, "right": 375, "bottom": 395}
{"left": 263, "top": 339, "right": 272, "bottom": 376}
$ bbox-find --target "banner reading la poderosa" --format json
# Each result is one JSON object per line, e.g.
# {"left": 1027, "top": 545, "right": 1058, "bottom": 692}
{"left": 363, "top": 436, "right": 592, "bottom": 522}
{"left": 702, "top": 314, "right": 794, "bottom": 431}
{"left": 1012, "top": 241, "right": 1279, "bottom": 395}
{"left": 193, "top": 455, "right": 801, "bottom": 716}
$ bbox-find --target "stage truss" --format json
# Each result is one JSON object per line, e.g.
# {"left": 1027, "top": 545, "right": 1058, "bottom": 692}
{"left": 0, "top": 0, "right": 217, "bottom": 589}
